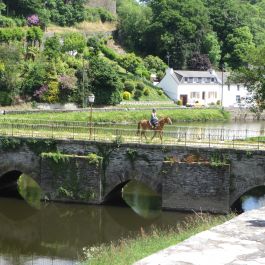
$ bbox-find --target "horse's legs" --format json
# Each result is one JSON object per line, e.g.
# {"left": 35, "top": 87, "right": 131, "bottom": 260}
{"left": 159, "top": 131, "right": 163, "bottom": 143}
{"left": 151, "top": 131, "right": 157, "bottom": 141}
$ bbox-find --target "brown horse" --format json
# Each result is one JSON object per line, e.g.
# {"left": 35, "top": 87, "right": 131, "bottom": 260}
{"left": 136, "top": 116, "right": 172, "bottom": 142}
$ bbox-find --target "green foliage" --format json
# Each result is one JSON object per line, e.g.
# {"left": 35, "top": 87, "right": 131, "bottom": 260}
{"left": 136, "top": 82, "right": 145, "bottom": 91}
{"left": 87, "top": 56, "right": 123, "bottom": 105}
{"left": 144, "top": 55, "right": 167, "bottom": 73}
{"left": 26, "top": 26, "right": 43, "bottom": 46}
{"left": 0, "top": 15, "right": 16, "bottom": 27}
{"left": 44, "top": 35, "right": 61, "bottom": 60}
{"left": 124, "top": 81, "right": 135, "bottom": 92}
{"left": 87, "top": 153, "right": 103, "bottom": 168}
{"left": 0, "top": 91, "right": 11, "bottom": 105}
{"left": 143, "top": 87, "right": 150, "bottom": 96}
{"left": 0, "top": 137, "right": 21, "bottom": 151}
{"left": 41, "top": 152, "right": 69, "bottom": 163}
{"left": 225, "top": 26, "right": 255, "bottom": 69}
{"left": 134, "top": 89, "right": 142, "bottom": 100}
{"left": 119, "top": 53, "right": 144, "bottom": 74}
{"left": 26, "top": 139, "right": 57, "bottom": 155}
{"left": 100, "top": 45, "right": 119, "bottom": 60}
{"left": 0, "top": 27, "right": 25, "bottom": 42}
{"left": 62, "top": 32, "right": 86, "bottom": 54}
{"left": 202, "top": 32, "right": 221, "bottom": 66}
{"left": 122, "top": 91, "right": 131, "bottom": 100}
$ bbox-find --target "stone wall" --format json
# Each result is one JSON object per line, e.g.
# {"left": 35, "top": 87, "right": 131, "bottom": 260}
{"left": 85, "top": 0, "right": 116, "bottom": 14}
{"left": 162, "top": 162, "right": 230, "bottom": 213}
{"left": 40, "top": 154, "right": 102, "bottom": 203}
{"left": 0, "top": 137, "right": 265, "bottom": 213}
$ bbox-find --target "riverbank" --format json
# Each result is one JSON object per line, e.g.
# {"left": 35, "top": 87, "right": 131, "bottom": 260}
{"left": 0, "top": 108, "right": 229, "bottom": 123}
{"left": 81, "top": 214, "right": 233, "bottom": 265}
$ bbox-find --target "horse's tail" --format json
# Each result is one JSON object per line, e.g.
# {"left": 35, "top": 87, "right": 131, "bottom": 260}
{"left": 136, "top": 121, "right": 141, "bottom": 135}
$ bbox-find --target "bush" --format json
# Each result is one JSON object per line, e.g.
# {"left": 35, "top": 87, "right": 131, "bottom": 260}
{"left": 124, "top": 81, "right": 135, "bottom": 93}
{"left": 143, "top": 87, "right": 150, "bottom": 96}
{"left": 0, "top": 91, "right": 12, "bottom": 106}
{"left": 157, "top": 89, "right": 163, "bottom": 96}
{"left": 0, "top": 16, "right": 16, "bottom": 27}
{"left": 98, "top": 8, "right": 116, "bottom": 23}
{"left": 123, "top": 91, "right": 131, "bottom": 100}
{"left": 136, "top": 82, "right": 145, "bottom": 91}
{"left": 134, "top": 89, "right": 142, "bottom": 100}
{"left": 176, "top": 100, "right": 183, "bottom": 106}
{"left": 101, "top": 45, "right": 118, "bottom": 61}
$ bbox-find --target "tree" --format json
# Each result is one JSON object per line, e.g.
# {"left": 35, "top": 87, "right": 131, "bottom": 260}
{"left": 62, "top": 32, "right": 86, "bottom": 54}
{"left": 144, "top": 55, "right": 167, "bottom": 73}
{"left": 117, "top": 0, "right": 151, "bottom": 52}
{"left": 143, "top": 0, "right": 210, "bottom": 68}
{"left": 202, "top": 32, "right": 221, "bottom": 67}
{"left": 118, "top": 53, "right": 144, "bottom": 74}
{"left": 233, "top": 46, "right": 265, "bottom": 117}
{"left": 187, "top": 52, "right": 212, "bottom": 70}
{"left": 225, "top": 26, "right": 255, "bottom": 69}
{"left": 87, "top": 56, "right": 123, "bottom": 105}
{"left": 44, "top": 35, "right": 62, "bottom": 61}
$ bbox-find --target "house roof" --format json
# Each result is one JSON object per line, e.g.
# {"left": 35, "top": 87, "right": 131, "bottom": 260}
{"left": 174, "top": 70, "right": 230, "bottom": 84}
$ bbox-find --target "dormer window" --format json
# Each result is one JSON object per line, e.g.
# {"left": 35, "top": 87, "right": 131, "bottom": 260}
{"left": 198, "top": 77, "right": 202, "bottom": 83}
{"left": 237, "top": 85, "right": 240, "bottom": 91}
{"left": 211, "top": 78, "right": 215, "bottom": 82}
{"left": 188, "top": 77, "right": 193, "bottom": 83}
{"left": 184, "top": 77, "right": 188, "bottom": 83}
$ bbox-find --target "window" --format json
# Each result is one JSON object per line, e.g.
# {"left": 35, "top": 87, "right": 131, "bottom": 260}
{"left": 190, "top": 92, "right": 200, "bottom": 99}
{"left": 193, "top": 77, "right": 198, "bottom": 83}
{"left": 184, "top": 77, "right": 188, "bottom": 83}
{"left": 237, "top": 85, "right": 240, "bottom": 91}
{"left": 236, "top": 95, "right": 241, "bottom": 103}
{"left": 198, "top": 77, "right": 202, "bottom": 83}
{"left": 188, "top": 77, "right": 193, "bottom": 83}
{"left": 211, "top": 78, "right": 215, "bottom": 82}
{"left": 206, "top": 77, "right": 211, "bottom": 83}
{"left": 208, "top": 91, "right": 217, "bottom": 99}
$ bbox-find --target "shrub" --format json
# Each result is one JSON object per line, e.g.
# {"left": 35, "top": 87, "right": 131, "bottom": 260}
{"left": 124, "top": 81, "right": 135, "bottom": 93}
{"left": 101, "top": 45, "right": 118, "bottom": 61}
{"left": 136, "top": 82, "right": 145, "bottom": 91}
{"left": 0, "top": 91, "right": 11, "bottom": 106}
{"left": 143, "top": 87, "right": 150, "bottom": 96}
{"left": 176, "top": 100, "right": 183, "bottom": 106}
{"left": 157, "top": 89, "right": 163, "bottom": 96}
{"left": 0, "top": 16, "right": 16, "bottom": 27}
{"left": 123, "top": 91, "right": 131, "bottom": 100}
{"left": 216, "top": 100, "right": 221, "bottom": 105}
{"left": 134, "top": 89, "right": 142, "bottom": 100}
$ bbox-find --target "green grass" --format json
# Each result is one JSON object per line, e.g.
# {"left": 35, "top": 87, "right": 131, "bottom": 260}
{"left": 81, "top": 214, "right": 233, "bottom": 265}
{"left": 0, "top": 109, "right": 230, "bottom": 124}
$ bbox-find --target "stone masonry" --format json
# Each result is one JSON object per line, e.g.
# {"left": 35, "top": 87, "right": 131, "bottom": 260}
{"left": 0, "top": 138, "right": 264, "bottom": 212}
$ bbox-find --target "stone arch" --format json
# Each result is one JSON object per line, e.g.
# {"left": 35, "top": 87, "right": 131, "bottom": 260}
{"left": 230, "top": 184, "right": 265, "bottom": 208}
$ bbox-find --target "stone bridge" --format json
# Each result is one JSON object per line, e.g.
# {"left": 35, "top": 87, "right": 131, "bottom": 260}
{"left": 0, "top": 137, "right": 264, "bottom": 213}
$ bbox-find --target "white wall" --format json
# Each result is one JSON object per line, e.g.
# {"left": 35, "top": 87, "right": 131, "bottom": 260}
{"left": 158, "top": 69, "right": 179, "bottom": 101}
{"left": 222, "top": 84, "right": 249, "bottom": 107}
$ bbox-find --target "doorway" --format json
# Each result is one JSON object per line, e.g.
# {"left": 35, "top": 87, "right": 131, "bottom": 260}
{"left": 180, "top": 95, "right": 188, "bottom": 106}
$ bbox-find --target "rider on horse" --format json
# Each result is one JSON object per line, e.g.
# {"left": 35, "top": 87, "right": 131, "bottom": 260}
{"left": 150, "top": 108, "right": 158, "bottom": 129}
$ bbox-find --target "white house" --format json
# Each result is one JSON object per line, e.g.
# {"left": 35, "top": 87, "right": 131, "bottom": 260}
{"left": 158, "top": 68, "right": 249, "bottom": 107}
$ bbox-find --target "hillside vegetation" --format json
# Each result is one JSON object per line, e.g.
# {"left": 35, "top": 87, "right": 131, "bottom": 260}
{"left": 0, "top": 0, "right": 264, "bottom": 109}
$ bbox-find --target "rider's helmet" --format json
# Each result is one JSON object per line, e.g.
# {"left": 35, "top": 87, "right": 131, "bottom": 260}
{"left": 152, "top": 108, "right": 156, "bottom": 112}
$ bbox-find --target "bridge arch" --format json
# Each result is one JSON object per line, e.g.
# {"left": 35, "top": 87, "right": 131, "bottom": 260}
{"left": 231, "top": 185, "right": 265, "bottom": 211}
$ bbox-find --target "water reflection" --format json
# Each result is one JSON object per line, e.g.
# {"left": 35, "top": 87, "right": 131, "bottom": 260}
{"left": 242, "top": 196, "right": 265, "bottom": 212}
{"left": 122, "top": 180, "right": 161, "bottom": 219}
{"left": 0, "top": 198, "right": 191, "bottom": 264}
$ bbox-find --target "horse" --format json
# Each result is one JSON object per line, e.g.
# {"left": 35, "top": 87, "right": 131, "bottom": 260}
{"left": 136, "top": 116, "right": 172, "bottom": 143}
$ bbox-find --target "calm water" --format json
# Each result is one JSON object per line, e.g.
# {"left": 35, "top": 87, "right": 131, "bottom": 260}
{"left": 0, "top": 176, "right": 192, "bottom": 265}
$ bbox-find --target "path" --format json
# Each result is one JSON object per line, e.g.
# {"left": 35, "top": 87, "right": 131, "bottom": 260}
{"left": 134, "top": 207, "right": 265, "bottom": 265}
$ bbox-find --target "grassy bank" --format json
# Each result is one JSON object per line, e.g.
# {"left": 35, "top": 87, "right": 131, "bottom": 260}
{"left": 81, "top": 214, "right": 233, "bottom": 265}
{"left": 0, "top": 109, "right": 230, "bottom": 124}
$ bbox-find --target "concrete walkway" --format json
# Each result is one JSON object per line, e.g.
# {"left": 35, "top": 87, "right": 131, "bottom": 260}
{"left": 134, "top": 207, "right": 265, "bottom": 265}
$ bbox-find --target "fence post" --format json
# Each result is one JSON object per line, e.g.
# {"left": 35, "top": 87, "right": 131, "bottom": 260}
{"left": 32, "top": 124, "right": 33, "bottom": 138}
{"left": 233, "top": 135, "right": 235, "bottom": 149}
{"left": 258, "top": 137, "right": 260, "bottom": 150}
{"left": 11, "top": 123, "right": 13, "bottom": 137}
{"left": 185, "top": 132, "right": 187, "bottom": 146}
{"left": 208, "top": 133, "right": 211, "bottom": 148}
{"left": 52, "top": 124, "right": 54, "bottom": 139}
{"left": 73, "top": 125, "right": 75, "bottom": 139}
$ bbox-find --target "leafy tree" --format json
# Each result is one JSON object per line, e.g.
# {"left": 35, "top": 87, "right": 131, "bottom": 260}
{"left": 62, "top": 32, "right": 86, "bottom": 54}
{"left": 225, "top": 26, "right": 255, "bottom": 69}
{"left": 202, "top": 32, "right": 221, "bottom": 67}
{"left": 143, "top": 0, "right": 210, "bottom": 68}
{"left": 117, "top": 0, "right": 151, "bottom": 51}
{"left": 87, "top": 56, "right": 123, "bottom": 105}
{"left": 119, "top": 53, "right": 144, "bottom": 74}
{"left": 187, "top": 52, "right": 212, "bottom": 70}
{"left": 44, "top": 35, "right": 62, "bottom": 61}
{"left": 144, "top": 55, "right": 167, "bottom": 73}
{"left": 233, "top": 45, "right": 265, "bottom": 117}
